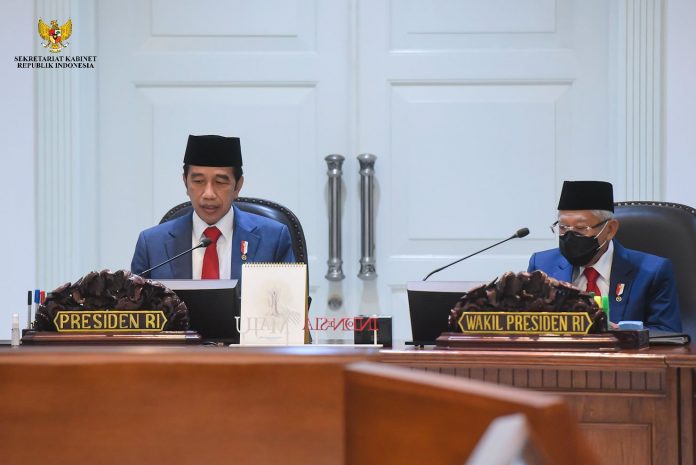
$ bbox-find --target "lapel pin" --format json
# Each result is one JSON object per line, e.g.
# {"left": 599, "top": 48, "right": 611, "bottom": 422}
{"left": 240, "top": 240, "right": 248, "bottom": 261}
{"left": 615, "top": 283, "right": 625, "bottom": 302}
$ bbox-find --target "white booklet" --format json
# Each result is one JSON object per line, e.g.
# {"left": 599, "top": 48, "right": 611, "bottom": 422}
{"left": 239, "top": 263, "right": 307, "bottom": 345}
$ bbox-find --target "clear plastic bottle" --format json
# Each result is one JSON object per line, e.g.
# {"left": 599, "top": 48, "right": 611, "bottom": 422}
{"left": 11, "top": 313, "right": 20, "bottom": 346}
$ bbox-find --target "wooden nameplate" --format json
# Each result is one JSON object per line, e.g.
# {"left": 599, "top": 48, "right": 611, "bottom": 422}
{"left": 21, "top": 331, "right": 202, "bottom": 345}
{"left": 436, "top": 330, "right": 649, "bottom": 351}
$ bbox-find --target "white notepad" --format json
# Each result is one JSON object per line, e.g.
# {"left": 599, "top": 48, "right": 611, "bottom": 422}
{"left": 239, "top": 263, "right": 307, "bottom": 345}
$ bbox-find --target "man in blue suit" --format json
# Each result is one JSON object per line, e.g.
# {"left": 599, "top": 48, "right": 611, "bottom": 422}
{"left": 528, "top": 180, "right": 681, "bottom": 332}
{"left": 131, "top": 135, "right": 295, "bottom": 280}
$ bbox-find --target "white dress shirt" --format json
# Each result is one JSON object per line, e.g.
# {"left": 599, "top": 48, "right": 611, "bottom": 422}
{"left": 191, "top": 208, "right": 234, "bottom": 279}
{"left": 572, "top": 240, "right": 614, "bottom": 297}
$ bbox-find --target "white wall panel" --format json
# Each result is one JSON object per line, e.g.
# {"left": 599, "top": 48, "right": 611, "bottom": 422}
{"left": 147, "top": 0, "right": 316, "bottom": 51}
{"left": 621, "top": 0, "right": 663, "bottom": 200}
{"left": 664, "top": 0, "right": 696, "bottom": 207}
{"left": 152, "top": 0, "right": 301, "bottom": 36}
{"left": 34, "top": 0, "right": 99, "bottom": 290}
{"left": 391, "top": 83, "right": 566, "bottom": 245}
{"left": 391, "top": 0, "right": 570, "bottom": 50}
{"left": 399, "top": 0, "right": 556, "bottom": 33}
{"left": 143, "top": 85, "right": 316, "bottom": 222}
{"left": 1, "top": 0, "right": 35, "bottom": 338}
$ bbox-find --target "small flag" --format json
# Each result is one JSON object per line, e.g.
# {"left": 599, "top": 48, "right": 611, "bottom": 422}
{"left": 240, "top": 240, "right": 248, "bottom": 261}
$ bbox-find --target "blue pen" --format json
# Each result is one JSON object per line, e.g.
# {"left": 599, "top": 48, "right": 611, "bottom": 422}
{"left": 33, "top": 289, "right": 40, "bottom": 329}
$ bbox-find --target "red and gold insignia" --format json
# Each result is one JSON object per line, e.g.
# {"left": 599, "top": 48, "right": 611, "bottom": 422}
{"left": 615, "top": 283, "right": 625, "bottom": 302}
{"left": 38, "top": 18, "right": 72, "bottom": 53}
{"left": 240, "top": 240, "right": 248, "bottom": 261}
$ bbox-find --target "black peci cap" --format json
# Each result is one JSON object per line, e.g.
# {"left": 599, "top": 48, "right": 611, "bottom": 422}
{"left": 183, "top": 135, "right": 242, "bottom": 167}
{"left": 557, "top": 180, "right": 614, "bottom": 212}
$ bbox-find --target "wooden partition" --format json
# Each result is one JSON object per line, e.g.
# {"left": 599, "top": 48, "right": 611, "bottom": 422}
{"left": 345, "top": 362, "right": 597, "bottom": 465}
{"left": 0, "top": 347, "right": 358, "bottom": 465}
{"left": 0, "top": 346, "right": 595, "bottom": 465}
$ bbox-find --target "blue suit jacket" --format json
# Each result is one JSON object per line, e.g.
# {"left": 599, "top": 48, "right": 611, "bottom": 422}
{"left": 131, "top": 205, "right": 295, "bottom": 280}
{"left": 527, "top": 241, "right": 682, "bottom": 332}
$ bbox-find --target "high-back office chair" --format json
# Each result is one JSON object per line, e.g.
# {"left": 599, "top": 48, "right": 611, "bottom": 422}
{"left": 160, "top": 197, "right": 308, "bottom": 269}
{"left": 613, "top": 201, "right": 696, "bottom": 337}
{"left": 161, "top": 197, "right": 312, "bottom": 342}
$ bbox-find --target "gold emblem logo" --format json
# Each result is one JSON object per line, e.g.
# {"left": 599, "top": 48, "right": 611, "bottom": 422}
{"left": 38, "top": 18, "right": 72, "bottom": 53}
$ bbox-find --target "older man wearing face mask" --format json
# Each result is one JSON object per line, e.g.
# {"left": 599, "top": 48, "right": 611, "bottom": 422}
{"left": 528, "top": 181, "right": 682, "bottom": 332}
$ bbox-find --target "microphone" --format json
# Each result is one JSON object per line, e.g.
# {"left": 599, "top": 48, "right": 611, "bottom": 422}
{"left": 422, "top": 228, "right": 530, "bottom": 281}
{"left": 138, "top": 237, "right": 213, "bottom": 277}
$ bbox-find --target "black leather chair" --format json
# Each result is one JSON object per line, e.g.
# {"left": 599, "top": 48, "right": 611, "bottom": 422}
{"left": 613, "top": 201, "right": 696, "bottom": 337}
{"left": 160, "top": 197, "right": 308, "bottom": 269}
{"left": 161, "top": 198, "right": 312, "bottom": 341}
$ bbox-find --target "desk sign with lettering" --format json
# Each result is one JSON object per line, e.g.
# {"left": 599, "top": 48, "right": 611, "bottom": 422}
{"left": 457, "top": 311, "right": 594, "bottom": 336}
{"left": 53, "top": 310, "right": 167, "bottom": 332}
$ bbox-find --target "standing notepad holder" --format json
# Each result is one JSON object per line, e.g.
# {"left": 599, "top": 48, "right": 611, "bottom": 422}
{"left": 238, "top": 263, "right": 308, "bottom": 345}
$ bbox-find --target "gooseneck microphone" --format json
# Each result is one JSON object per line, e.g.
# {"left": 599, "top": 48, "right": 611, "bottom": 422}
{"left": 422, "top": 228, "right": 530, "bottom": 281}
{"left": 138, "top": 237, "right": 212, "bottom": 277}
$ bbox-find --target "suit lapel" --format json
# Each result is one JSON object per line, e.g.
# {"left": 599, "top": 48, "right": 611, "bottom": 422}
{"left": 609, "top": 241, "right": 634, "bottom": 322}
{"left": 231, "top": 205, "right": 261, "bottom": 280}
{"left": 555, "top": 256, "right": 574, "bottom": 283}
{"left": 164, "top": 213, "right": 193, "bottom": 279}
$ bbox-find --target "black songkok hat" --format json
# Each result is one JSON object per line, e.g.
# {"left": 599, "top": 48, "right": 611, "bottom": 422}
{"left": 183, "top": 135, "right": 242, "bottom": 167}
{"left": 557, "top": 181, "right": 614, "bottom": 212}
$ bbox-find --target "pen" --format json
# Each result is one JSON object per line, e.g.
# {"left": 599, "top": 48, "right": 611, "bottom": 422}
{"left": 27, "top": 290, "right": 32, "bottom": 329}
{"left": 33, "top": 289, "right": 40, "bottom": 329}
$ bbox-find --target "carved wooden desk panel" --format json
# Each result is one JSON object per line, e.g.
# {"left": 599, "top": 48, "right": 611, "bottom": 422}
{"left": 667, "top": 353, "right": 696, "bottom": 465}
{"left": 380, "top": 346, "right": 696, "bottom": 465}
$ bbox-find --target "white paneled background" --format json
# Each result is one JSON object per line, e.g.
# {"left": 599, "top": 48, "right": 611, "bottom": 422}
{"left": 2, "top": 0, "right": 696, "bottom": 340}
{"left": 359, "top": 0, "right": 617, "bottom": 337}
{"left": 96, "top": 0, "right": 349, "bottom": 335}
{"left": 1, "top": 0, "right": 35, "bottom": 341}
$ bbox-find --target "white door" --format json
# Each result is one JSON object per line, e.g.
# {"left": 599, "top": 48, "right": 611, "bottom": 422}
{"left": 356, "top": 0, "right": 618, "bottom": 340}
{"left": 92, "top": 0, "right": 619, "bottom": 342}
{"left": 96, "top": 0, "right": 351, "bottom": 329}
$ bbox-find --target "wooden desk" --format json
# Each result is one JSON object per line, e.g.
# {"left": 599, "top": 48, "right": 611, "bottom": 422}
{"left": 0, "top": 345, "right": 595, "bottom": 465}
{"left": 0, "top": 346, "right": 375, "bottom": 465}
{"left": 380, "top": 344, "right": 696, "bottom": 465}
{"left": 2, "top": 343, "right": 692, "bottom": 464}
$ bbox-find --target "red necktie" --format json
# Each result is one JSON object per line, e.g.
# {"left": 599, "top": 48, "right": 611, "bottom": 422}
{"left": 583, "top": 267, "right": 601, "bottom": 296}
{"left": 201, "top": 226, "right": 222, "bottom": 279}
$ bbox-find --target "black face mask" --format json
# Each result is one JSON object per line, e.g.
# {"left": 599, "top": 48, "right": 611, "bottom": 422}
{"left": 558, "top": 222, "right": 609, "bottom": 267}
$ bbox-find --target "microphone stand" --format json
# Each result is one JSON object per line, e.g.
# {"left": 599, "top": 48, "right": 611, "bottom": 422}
{"left": 139, "top": 238, "right": 212, "bottom": 277}
{"left": 423, "top": 229, "right": 529, "bottom": 281}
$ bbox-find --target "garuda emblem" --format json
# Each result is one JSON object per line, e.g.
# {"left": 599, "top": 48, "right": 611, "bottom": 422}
{"left": 38, "top": 19, "right": 72, "bottom": 53}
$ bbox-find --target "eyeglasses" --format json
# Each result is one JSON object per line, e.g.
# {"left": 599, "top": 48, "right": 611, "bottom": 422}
{"left": 549, "top": 219, "right": 609, "bottom": 236}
